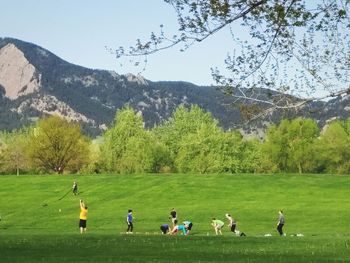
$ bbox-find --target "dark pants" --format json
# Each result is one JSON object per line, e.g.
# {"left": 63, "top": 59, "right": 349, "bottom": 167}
{"left": 231, "top": 224, "right": 246, "bottom": 236}
{"left": 277, "top": 223, "right": 284, "bottom": 235}
{"left": 230, "top": 224, "right": 236, "bottom": 232}
{"left": 127, "top": 222, "right": 133, "bottom": 232}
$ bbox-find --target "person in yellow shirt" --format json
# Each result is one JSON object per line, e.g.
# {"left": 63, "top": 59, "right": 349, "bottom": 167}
{"left": 79, "top": 199, "right": 88, "bottom": 234}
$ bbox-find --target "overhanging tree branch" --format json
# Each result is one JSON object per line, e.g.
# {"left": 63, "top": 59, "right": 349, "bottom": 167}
{"left": 114, "top": 0, "right": 350, "bottom": 121}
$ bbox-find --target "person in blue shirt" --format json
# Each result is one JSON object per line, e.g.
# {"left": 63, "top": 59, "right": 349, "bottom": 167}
{"left": 183, "top": 220, "right": 193, "bottom": 235}
{"left": 170, "top": 220, "right": 187, "bottom": 235}
{"left": 126, "top": 209, "right": 133, "bottom": 234}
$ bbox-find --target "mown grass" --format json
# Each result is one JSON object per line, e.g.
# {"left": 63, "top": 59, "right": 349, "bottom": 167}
{"left": 0, "top": 173, "right": 349, "bottom": 262}
{"left": 1, "top": 234, "right": 350, "bottom": 262}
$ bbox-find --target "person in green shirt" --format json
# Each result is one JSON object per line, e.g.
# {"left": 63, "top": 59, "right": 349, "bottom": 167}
{"left": 211, "top": 218, "right": 224, "bottom": 235}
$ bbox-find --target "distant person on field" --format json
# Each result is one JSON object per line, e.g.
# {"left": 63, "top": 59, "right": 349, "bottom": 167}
{"left": 160, "top": 224, "right": 170, "bottom": 234}
{"left": 225, "top": 213, "right": 246, "bottom": 236}
{"left": 170, "top": 220, "right": 187, "bottom": 235}
{"left": 211, "top": 218, "right": 224, "bottom": 235}
{"left": 183, "top": 220, "right": 193, "bottom": 235}
{"left": 169, "top": 208, "right": 177, "bottom": 227}
{"left": 72, "top": 181, "right": 78, "bottom": 195}
{"left": 126, "top": 209, "right": 133, "bottom": 234}
{"left": 277, "top": 210, "right": 285, "bottom": 236}
{"left": 79, "top": 199, "right": 88, "bottom": 234}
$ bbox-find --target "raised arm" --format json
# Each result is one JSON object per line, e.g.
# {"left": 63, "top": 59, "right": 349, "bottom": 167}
{"left": 80, "top": 199, "right": 84, "bottom": 209}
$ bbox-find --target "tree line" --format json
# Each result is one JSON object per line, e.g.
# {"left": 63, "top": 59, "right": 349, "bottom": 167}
{"left": 0, "top": 105, "right": 349, "bottom": 175}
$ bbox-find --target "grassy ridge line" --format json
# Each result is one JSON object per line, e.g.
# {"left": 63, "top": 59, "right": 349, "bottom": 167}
{"left": 0, "top": 174, "right": 349, "bottom": 236}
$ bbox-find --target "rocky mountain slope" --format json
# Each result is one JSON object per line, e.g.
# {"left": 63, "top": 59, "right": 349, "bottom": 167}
{"left": 0, "top": 38, "right": 349, "bottom": 137}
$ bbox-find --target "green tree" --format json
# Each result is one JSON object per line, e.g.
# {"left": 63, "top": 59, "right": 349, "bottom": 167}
{"left": 262, "top": 118, "right": 319, "bottom": 173}
{"left": 175, "top": 122, "right": 222, "bottom": 173}
{"left": 117, "top": 134, "right": 155, "bottom": 173}
{"left": 240, "top": 138, "right": 262, "bottom": 173}
{"left": 101, "top": 106, "right": 168, "bottom": 173}
{"left": 215, "top": 130, "right": 244, "bottom": 173}
{"left": 81, "top": 138, "right": 103, "bottom": 174}
{"left": 286, "top": 118, "right": 319, "bottom": 173}
{"left": 0, "top": 129, "right": 30, "bottom": 175}
{"left": 261, "top": 121, "right": 289, "bottom": 172}
{"left": 156, "top": 105, "right": 244, "bottom": 173}
{"left": 101, "top": 106, "right": 145, "bottom": 171}
{"left": 28, "top": 116, "right": 90, "bottom": 174}
{"left": 315, "top": 119, "right": 350, "bottom": 174}
{"left": 175, "top": 125, "right": 246, "bottom": 174}
{"left": 154, "top": 104, "right": 217, "bottom": 165}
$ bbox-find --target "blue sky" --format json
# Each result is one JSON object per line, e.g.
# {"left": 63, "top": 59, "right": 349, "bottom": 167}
{"left": 0, "top": 0, "right": 235, "bottom": 86}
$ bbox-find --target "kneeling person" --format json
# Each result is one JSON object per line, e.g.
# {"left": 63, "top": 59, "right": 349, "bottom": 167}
{"left": 160, "top": 224, "right": 170, "bottom": 234}
{"left": 183, "top": 220, "right": 193, "bottom": 235}
{"left": 170, "top": 220, "right": 187, "bottom": 235}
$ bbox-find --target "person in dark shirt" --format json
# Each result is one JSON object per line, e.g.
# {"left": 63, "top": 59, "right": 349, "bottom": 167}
{"left": 160, "top": 224, "right": 170, "bottom": 234}
{"left": 277, "top": 210, "right": 285, "bottom": 236}
{"left": 72, "top": 181, "right": 78, "bottom": 195}
{"left": 126, "top": 209, "right": 133, "bottom": 234}
{"left": 225, "top": 213, "right": 246, "bottom": 236}
{"left": 169, "top": 208, "right": 177, "bottom": 227}
{"left": 226, "top": 213, "right": 236, "bottom": 233}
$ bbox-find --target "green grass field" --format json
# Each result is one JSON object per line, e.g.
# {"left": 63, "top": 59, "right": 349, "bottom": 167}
{"left": 0, "top": 174, "right": 349, "bottom": 262}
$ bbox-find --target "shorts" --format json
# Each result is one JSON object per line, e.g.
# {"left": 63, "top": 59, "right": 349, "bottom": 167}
{"left": 79, "top": 219, "right": 87, "bottom": 228}
{"left": 217, "top": 224, "right": 224, "bottom": 229}
{"left": 187, "top": 223, "right": 193, "bottom": 230}
{"left": 171, "top": 217, "right": 177, "bottom": 223}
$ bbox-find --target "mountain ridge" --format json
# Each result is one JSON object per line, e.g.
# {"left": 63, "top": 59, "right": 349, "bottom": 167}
{"left": 0, "top": 37, "right": 349, "bottom": 137}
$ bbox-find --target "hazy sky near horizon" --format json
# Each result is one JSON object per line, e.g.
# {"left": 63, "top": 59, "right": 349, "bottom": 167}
{"left": 0, "top": 0, "right": 237, "bottom": 86}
